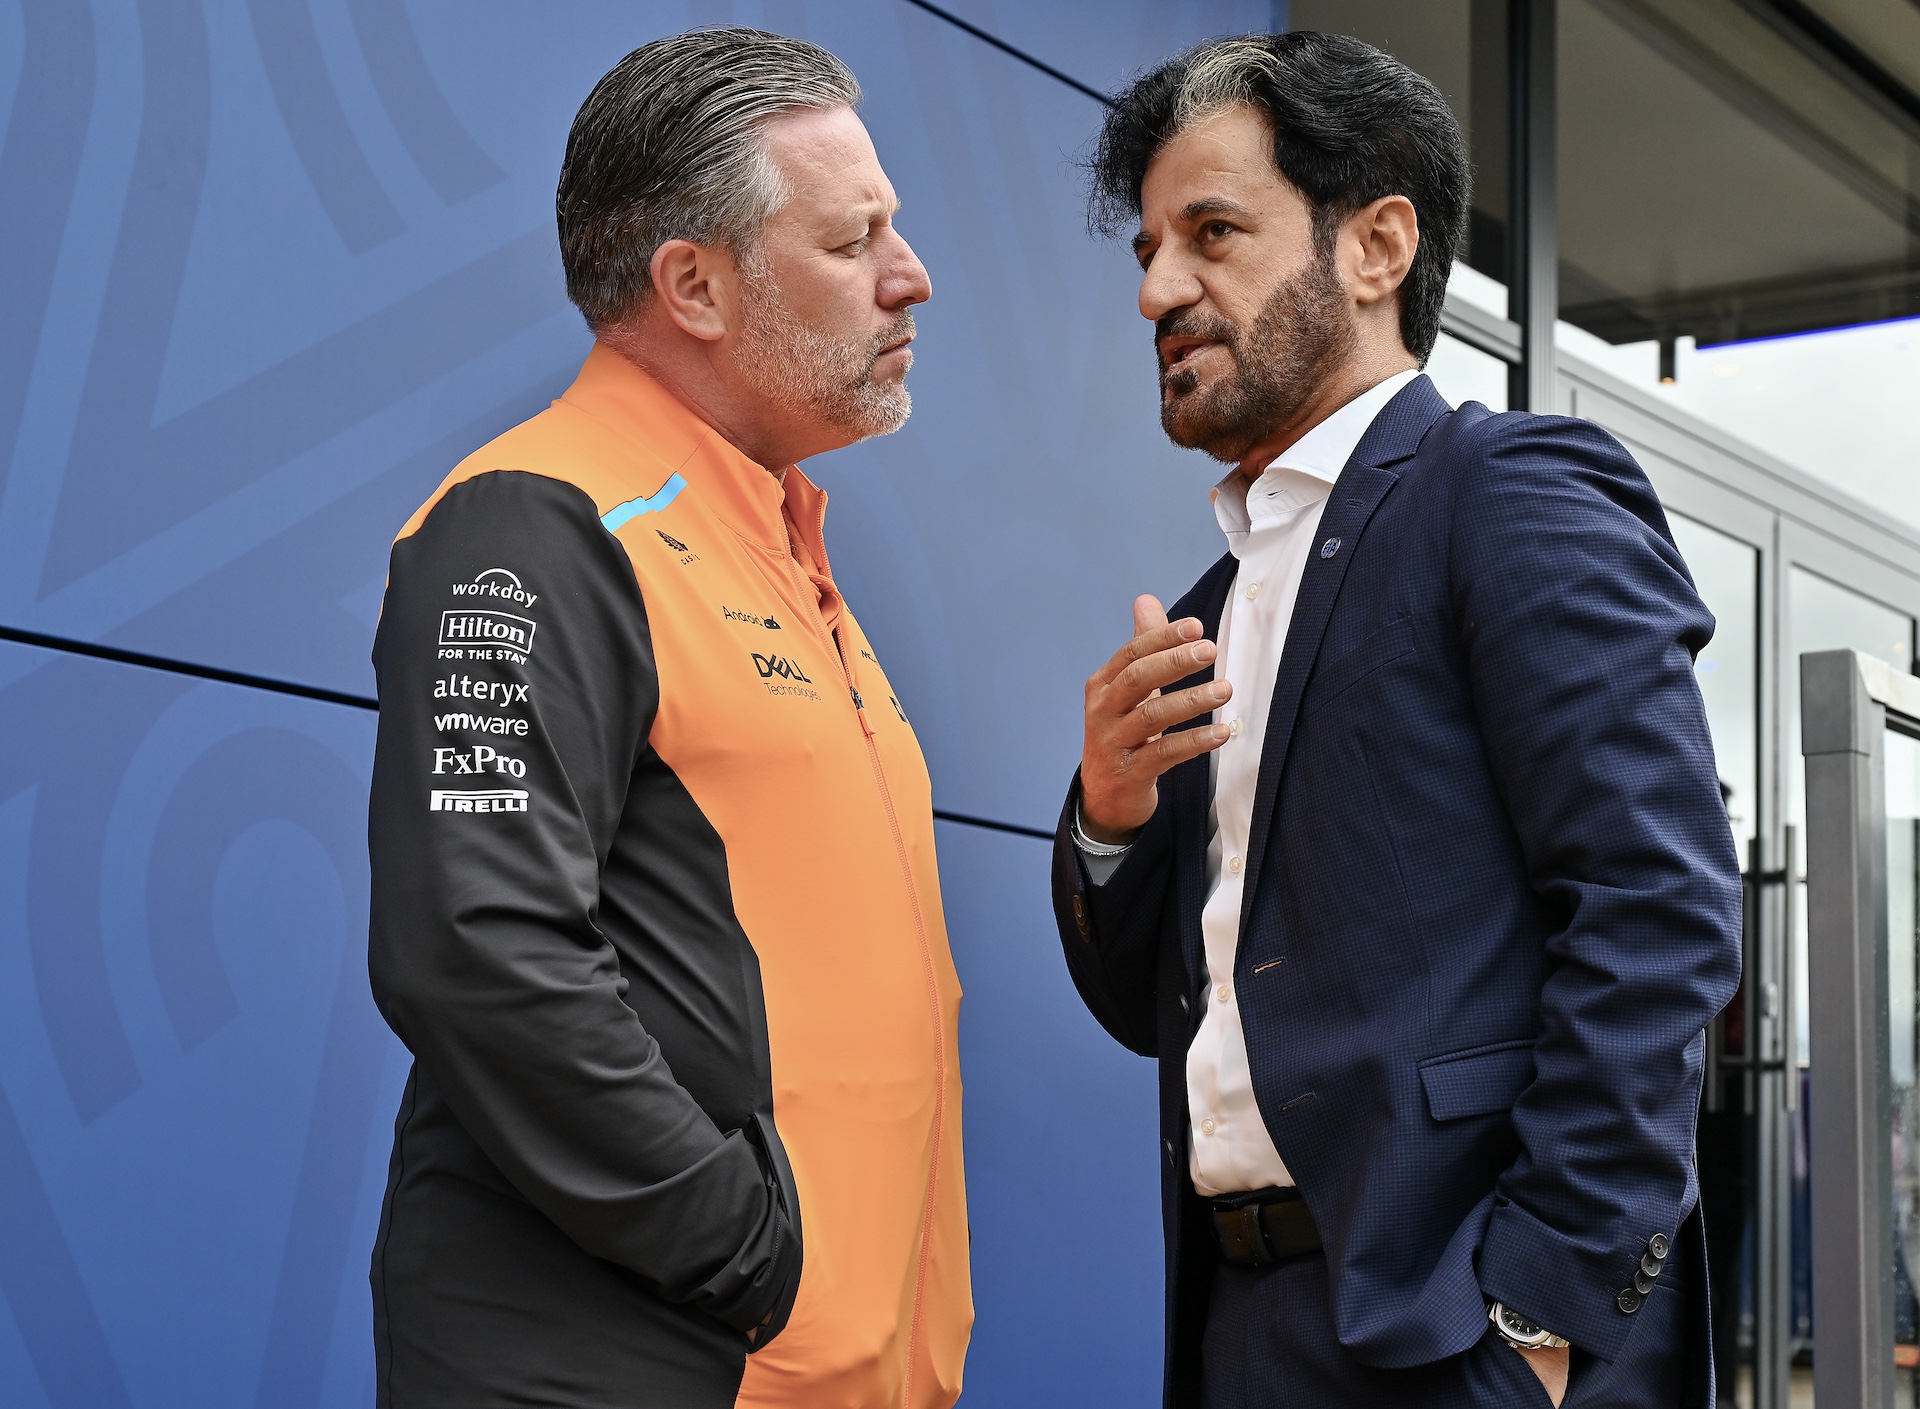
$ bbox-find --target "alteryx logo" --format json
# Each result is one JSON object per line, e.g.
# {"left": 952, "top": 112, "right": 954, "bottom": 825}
{"left": 752, "top": 652, "right": 812, "bottom": 683}
{"left": 440, "top": 609, "right": 535, "bottom": 653}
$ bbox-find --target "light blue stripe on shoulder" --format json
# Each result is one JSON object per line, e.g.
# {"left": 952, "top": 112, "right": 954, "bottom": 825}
{"left": 601, "top": 473, "right": 688, "bottom": 532}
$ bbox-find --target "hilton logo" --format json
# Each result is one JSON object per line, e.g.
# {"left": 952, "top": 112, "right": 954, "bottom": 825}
{"left": 440, "top": 609, "right": 536, "bottom": 654}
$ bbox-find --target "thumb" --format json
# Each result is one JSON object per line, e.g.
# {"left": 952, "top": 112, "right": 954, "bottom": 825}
{"left": 1134, "top": 594, "right": 1168, "bottom": 637}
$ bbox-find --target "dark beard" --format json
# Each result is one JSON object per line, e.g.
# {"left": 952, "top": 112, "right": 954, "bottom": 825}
{"left": 1156, "top": 250, "right": 1356, "bottom": 464}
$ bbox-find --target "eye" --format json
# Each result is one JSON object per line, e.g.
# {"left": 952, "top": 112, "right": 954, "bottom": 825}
{"left": 1201, "top": 221, "right": 1235, "bottom": 241}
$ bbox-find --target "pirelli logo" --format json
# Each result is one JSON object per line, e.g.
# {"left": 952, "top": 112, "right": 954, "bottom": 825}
{"left": 440, "top": 609, "right": 535, "bottom": 653}
{"left": 430, "top": 789, "right": 529, "bottom": 813}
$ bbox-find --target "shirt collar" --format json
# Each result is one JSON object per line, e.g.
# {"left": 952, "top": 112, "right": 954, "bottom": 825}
{"left": 559, "top": 341, "right": 827, "bottom": 566}
{"left": 1211, "top": 368, "right": 1423, "bottom": 549}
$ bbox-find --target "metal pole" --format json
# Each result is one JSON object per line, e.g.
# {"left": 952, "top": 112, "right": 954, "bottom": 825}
{"left": 1753, "top": 829, "right": 1793, "bottom": 1409}
{"left": 1506, "top": 0, "right": 1557, "bottom": 412}
{"left": 1803, "top": 648, "right": 1896, "bottom": 1409}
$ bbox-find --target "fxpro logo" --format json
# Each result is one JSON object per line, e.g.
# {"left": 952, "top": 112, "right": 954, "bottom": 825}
{"left": 440, "top": 609, "right": 536, "bottom": 654}
{"left": 723, "top": 605, "right": 782, "bottom": 630}
{"left": 430, "top": 789, "right": 528, "bottom": 814}
{"left": 451, "top": 567, "right": 538, "bottom": 609}
{"left": 752, "top": 652, "right": 812, "bottom": 683}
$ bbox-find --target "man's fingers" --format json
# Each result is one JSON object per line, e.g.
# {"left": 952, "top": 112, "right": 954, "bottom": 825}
{"left": 1110, "top": 638, "right": 1219, "bottom": 704}
{"left": 1136, "top": 720, "right": 1231, "bottom": 774}
{"left": 1133, "top": 594, "right": 1169, "bottom": 636}
{"left": 1117, "top": 680, "right": 1232, "bottom": 744}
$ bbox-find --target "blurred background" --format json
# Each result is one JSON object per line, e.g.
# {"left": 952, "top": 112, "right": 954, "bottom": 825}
{"left": 0, "top": 1, "right": 1915, "bottom": 1405}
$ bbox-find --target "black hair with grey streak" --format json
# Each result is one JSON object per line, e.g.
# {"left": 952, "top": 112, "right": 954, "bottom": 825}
{"left": 1088, "top": 32, "right": 1468, "bottom": 363}
{"left": 558, "top": 28, "right": 860, "bottom": 331}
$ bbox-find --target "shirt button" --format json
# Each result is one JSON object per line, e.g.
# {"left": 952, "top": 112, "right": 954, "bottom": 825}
{"left": 1227, "top": 718, "right": 1242, "bottom": 738}
{"left": 1246, "top": 581, "right": 1260, "bottom": 600}
{"left": 1200, "top": 1117, "right": 1217, "bottom": 1136}
{"left": 1228, "top": 855, "right": 1244, "bottom": 874}
{"left": 1216, "top": 985, "right": 1232, "bottom": 1004}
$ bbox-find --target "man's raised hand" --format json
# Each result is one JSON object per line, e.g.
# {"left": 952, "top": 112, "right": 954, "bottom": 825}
{"left": 1079, "top": 595, "right": 1233, "bottom": 845}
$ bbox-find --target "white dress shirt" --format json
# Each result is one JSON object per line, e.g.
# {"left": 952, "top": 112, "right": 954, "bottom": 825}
{"left": 1079, "top": 369, "right": 1422, "bottom": 1196}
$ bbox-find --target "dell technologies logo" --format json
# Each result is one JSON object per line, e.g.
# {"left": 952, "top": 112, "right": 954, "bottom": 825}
{"left": 752, "top": 652, "right": 812, "bottom": 683}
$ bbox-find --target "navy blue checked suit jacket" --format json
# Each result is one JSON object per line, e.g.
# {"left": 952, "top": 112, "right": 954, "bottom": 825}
{"left": 1051, "top": 376, "right": 1742, "bottom": 1408}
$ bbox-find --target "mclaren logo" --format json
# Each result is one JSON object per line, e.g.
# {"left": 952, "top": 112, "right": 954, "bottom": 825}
{"left": 656, "top": 529, "right": 689, "bottom": 552}
{"left": 752, "top": 652, "right": 812, "bottom": 683}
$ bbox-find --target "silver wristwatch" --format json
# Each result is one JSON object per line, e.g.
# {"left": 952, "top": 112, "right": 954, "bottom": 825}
{"left": 1489, "top": 1301, "right": 1570, "bottom": 1350}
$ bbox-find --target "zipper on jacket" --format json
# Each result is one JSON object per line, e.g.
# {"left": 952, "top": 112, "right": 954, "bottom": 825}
{"left": 782, "top": 517, "right": 947, "bottom": 1407}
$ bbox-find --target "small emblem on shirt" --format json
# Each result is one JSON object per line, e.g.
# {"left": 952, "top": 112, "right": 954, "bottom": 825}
{"left": 450, "top": 567, "right": 538, "bottom": 610}
{"left": 430, "top": 789, "right": 528, "bottom": 814}
{"left": 752, "top": 651, "right": 820, "bottom": 701}
{"left": 433, "top": 674, "right": 529, "bottom": 707}
{"left": 432, "top": 744, "right": 527, "bottom": 778}
{"left": 439, "top": 609, "right": 535, "bottom": 661}
{"left": 653, "top": 528, "right": 700, "bottom": 566}
{"left": 723, "top": 605, "right": 782, "bottom": 630}
{"left": 752, "top": 652, "right": 813, "bottom": 684}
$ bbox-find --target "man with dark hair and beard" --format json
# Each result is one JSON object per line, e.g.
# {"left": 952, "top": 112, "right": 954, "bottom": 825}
{"left": 1052, "top": 32, "right": 1737, "bottom": 1409}
{"left": 366, "top": 28, "right": 970, "bottom": 1409}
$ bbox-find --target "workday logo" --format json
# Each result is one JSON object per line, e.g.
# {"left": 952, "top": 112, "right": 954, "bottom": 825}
{"left": 451, "top": 567, "right": 538, "bottom": 610}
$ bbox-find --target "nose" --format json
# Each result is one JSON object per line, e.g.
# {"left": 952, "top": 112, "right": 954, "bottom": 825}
{"left": 879, "top": 228, "right": 932, "bottom": 311}
{"left": 1138, "top": 247, "right": 1198, "bottom": 324}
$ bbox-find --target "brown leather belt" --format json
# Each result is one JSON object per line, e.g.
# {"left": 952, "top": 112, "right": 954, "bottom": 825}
{"left": 1211, "top": 1190, "right": 1322, "bottom": 1266}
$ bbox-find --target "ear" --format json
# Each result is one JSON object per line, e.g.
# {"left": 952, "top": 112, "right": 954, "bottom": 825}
{"left": 1342, "top": 195, "right": 1419, "bottom": 310}
{"left": 648, "top": 238, "right": 740, "bottom": 343}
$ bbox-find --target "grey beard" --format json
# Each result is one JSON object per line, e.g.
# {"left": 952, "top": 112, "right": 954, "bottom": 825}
{"left": 732, "top": 269, "right": 915, "bottom": 444}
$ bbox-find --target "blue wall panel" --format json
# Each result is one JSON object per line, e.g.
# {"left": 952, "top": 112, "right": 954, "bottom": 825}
{"left": 936, "top": 819, "right": 1163, "bottom": 1407}
{"left": 0, "top": 3, "right": 1263, "bottom": 1403}
{"left": 0, "top": 0, "right": 1270, "bottom": 831}
{"left": 0, "top": 640, "right": 401, "bottom": 1408}
{"left": 929, "top": 0, "right": 1270, "bottom": 93}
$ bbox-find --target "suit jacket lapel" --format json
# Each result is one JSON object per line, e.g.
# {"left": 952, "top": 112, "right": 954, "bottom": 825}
{"left": 1236, "top": 378, "right": 1451, "bottom": 941}
{"left": 1165, "top": 553, "right": 1235, "bottom": 990}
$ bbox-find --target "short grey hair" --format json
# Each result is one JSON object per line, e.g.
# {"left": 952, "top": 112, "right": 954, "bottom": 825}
{"left": 558, "top": 28, "right": 861, "bottom": 330}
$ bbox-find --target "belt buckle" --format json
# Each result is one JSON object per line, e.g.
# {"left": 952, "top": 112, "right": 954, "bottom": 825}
{"left": 1218, "top": 1204, "right": 1275, "bottom": 1267}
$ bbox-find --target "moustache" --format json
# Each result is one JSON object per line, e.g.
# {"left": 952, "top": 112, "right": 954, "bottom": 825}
{"left": 1154, "top": 310, "right": 1241, "bottom": 371}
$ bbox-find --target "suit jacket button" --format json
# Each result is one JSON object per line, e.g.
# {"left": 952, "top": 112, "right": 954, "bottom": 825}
{"left": 1640, "top": 1251, "right": 1662, "bottom": 1278}
{"left": 1648, "top": 1232, "right": 1671, "bottom": 1259}
{"left": 1634, "top": 1269, "right": 1656, "bottom": 1295}
{"left": 1617, "top": 1288, "right": 1643, "bottom": 1314}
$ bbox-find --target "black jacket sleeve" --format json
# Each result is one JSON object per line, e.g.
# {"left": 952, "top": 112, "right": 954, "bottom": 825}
{"left": 1051, "top": 772, "right": 1174, "bottom": 1057}
{"left": 1452, "top": 417, "right": 1743, "bottom": 1362}
{"left": 368, "top": 469, "right": 791, "bottom": 1337}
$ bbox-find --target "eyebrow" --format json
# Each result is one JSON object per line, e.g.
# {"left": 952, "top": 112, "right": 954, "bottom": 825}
{"left": 1131, "top": 197, "right": 1256, "bottom": 253}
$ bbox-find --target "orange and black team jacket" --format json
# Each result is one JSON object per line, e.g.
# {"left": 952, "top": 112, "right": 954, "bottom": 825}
{"left": 367, "top": 344, "right": 971, "bottom": 1409}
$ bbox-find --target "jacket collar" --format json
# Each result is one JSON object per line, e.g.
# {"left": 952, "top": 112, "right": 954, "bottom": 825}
{"left": 557, "top": 343, "right": 830, "bottom": 570}
{"left": 1348, "top": 372, "right": 1451, "bottom": 470}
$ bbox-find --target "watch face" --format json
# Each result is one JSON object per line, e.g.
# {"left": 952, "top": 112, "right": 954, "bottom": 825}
{"left": 1498, "top": 1306, "right": 1545, "bottom": 1342}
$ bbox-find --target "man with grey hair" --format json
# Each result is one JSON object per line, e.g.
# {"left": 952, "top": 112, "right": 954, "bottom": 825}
{"left": 366, "top": 28, "right": 970, "bottom": 1409}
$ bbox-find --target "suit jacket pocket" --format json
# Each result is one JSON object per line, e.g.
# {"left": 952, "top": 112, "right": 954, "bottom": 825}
{"left": 1304, "top": 613, "right": 1415, "bottom": 714}
{"left": 1419, "top": 1039, "right": 1535, "bottom": 1122}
